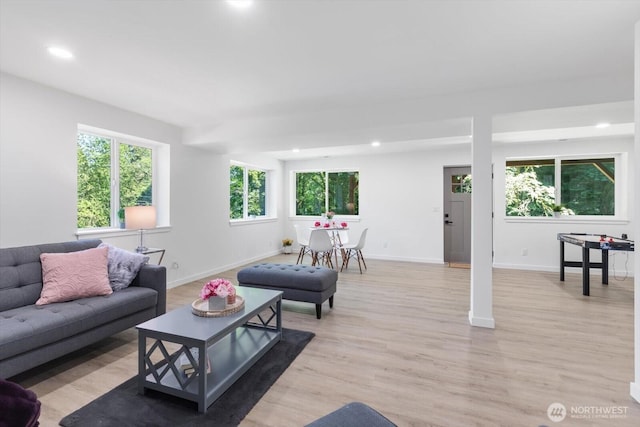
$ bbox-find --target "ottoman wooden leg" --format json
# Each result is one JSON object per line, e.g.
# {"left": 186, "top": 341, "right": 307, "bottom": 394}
{"left": 315, "top": 304, "right": 322, "bottom": 319}
{"left": 329, "top": 295, "right": 334, "bottom": 308}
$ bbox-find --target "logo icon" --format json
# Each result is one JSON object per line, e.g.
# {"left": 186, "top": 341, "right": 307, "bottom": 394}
{"left": 547, "top": 402, "right": 567, "bottom": 423}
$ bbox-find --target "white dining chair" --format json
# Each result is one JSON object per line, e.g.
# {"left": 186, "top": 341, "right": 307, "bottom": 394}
{"left": 309, "top": 229, "right": 335, "bottom": 269}
{"left": 294, "top": 224, "right": 311, "bottom": 264}
{"left": 336, "top": 229, "right": 349, "bottom": 247}
{"left": 340, "top": 228, "right": 368, "bottom": 273}
{"left": 335, "top": 229, "right": 349, "bottom": 263}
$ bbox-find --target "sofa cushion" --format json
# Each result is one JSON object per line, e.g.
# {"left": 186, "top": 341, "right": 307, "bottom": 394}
{"left": 98, "top": 243, "right": 149, "bottom": 291}
{"left": 0, "top": 286, "right": 158, "bottom": 360}
{"left": 0, "top": 240, "right": 101, "bottom": 312}
{"left": 37, "top": 247, "right": 112, "bottom": 305}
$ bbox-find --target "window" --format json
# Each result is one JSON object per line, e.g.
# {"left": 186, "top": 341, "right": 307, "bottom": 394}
{"left": 230, "top": 164, "right": 267, "bottom": 219}
{"left": 77, "top": 131, "right": 154, "bottom": 229}
{"left": 451, "top": 174, "right": 472, "bottom": 193}
{"left": 561, "top": 159, "right": 614, "bottom": 215}
{"left": 505, "top": 157, "right": 615, "bottom": 217}
{"left": 295, "top": 171, "right": 359, "bottom": 216}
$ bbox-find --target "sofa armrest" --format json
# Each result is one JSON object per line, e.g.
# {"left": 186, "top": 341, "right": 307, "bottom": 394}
{"left": 130, "top": 264, "right": 167, "bottom": 316}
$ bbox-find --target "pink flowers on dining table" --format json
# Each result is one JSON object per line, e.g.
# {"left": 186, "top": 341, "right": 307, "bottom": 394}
{"left": 340, "top": 222, "right": 348, "bottom": 228}
{"left": 200, "top": 278, "right": 235, "bottom": 300}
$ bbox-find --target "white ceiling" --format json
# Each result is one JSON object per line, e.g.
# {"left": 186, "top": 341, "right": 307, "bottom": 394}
{"left": 1, "top": 0, "right": 638, "bottom": 159}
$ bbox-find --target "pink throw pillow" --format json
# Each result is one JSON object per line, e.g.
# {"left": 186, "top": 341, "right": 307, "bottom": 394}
{"left": 37, "top": 246, "right": 112, "bottom": 305}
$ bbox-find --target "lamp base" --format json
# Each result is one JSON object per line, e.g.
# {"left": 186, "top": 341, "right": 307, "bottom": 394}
{"left": 135, "top": 246, "right": 148, "bottom": 253}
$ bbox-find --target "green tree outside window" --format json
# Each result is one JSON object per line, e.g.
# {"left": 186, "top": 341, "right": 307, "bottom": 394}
{"left": 296, "top": 171, "right": 359, "bottom": 216}
{"left": 229, "top": 164, "right": 268, "bottom": 219}
{"left": 77, "top": 132, "right": 153, "bottom": 229}
{"left": 505, "top": 157, "right": 615, "bottom": 217}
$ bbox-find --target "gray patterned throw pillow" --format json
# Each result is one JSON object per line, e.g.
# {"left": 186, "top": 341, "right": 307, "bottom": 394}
{"left": 98, "top": 243, "right": 149, "bottom": 291}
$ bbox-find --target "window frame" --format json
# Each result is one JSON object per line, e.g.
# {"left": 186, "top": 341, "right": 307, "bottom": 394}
{"left": 504, "top": 153, "right": 625, "bottom": 221}
{"left": 229, "top": 161, "right": 272, "bottom": 222}
{"left": 76, "top": 125, "right": 163, "bottom": 232}
{"left": 291, "top": 168, "right": 360, "bottom": 219}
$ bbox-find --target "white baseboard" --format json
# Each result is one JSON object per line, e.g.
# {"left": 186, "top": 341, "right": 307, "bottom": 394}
{"left": 493, "top": 262, "right": 634, "bottom": 278}
{"left": 468, "top": 311, "right": 495, "bottom": 329}
{"left": 166, "top": 249, "right": 281, "bottom": 289}
{"left": 365, "top": 254, "right": 444, "bottom": 264}
{"left": 167, "top": 253, "right": 633, "bottom": 290}
{"left": 631, "top": 382, "right": 640, "bottom": 404}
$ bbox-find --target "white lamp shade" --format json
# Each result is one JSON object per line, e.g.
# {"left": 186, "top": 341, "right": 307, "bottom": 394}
{"left": 125, "top": 206, "right": 157, "bottom": 230}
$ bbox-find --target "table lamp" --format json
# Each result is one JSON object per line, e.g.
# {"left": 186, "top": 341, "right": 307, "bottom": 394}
{"left": 125, "top": 206, "right": 157, "bottom": 252}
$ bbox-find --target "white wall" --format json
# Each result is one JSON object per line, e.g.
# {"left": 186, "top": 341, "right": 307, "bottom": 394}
{"left": 0, "top": 72, "right": 634, "bottom": 285}
{"left": 285, "top": 146, "right": 471, "bottom": 264}
{"left": 283, "top": 137, "right": 635, "bottom": 275}
{"left": 0, "top": 73, "right": 285, "bottom": 288}
{"left": 493, "top": 137, "right": 635, "bottom": 275}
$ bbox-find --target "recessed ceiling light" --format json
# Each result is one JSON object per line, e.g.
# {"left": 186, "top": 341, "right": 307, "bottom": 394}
{"left": 47, "top": 46, "right": 73, "bottom": 59}
{"left": 226, "top": 0, "right": 253, "bottom": 9}
{"left": 371, "top": 141, "right": 381, "bottom": 147}
{"left": 595, "top": 122, "right": 610, "bottom": 129}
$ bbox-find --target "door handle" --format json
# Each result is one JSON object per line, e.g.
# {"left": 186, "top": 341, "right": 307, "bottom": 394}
{"left": 444, "top": 220, "right": 453, "bottom": 224}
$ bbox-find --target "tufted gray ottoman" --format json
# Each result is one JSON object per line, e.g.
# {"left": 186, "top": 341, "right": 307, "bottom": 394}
{"left": 237, "top": 263, "right": 337, "bottom": 319}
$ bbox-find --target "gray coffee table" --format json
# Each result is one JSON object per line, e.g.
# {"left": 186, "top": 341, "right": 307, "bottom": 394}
{"left": 136, "top": 287, "right": 282, "bottom": 412}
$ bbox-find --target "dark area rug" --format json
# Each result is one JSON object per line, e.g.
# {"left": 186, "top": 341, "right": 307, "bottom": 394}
{"left": 59, "top": 328, "right": 314, "bottom": 427}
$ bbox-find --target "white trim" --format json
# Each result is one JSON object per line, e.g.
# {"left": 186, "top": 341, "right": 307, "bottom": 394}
{"left": 503, "top": 217, "right": 630, "bottom": 225}
{"left": 230, "top": 162, "right": 272, "bottom": 220}
{"left": 289, "top": 169, "right": 360, "bottom": 217}
{"left": 290, "top": 215, "right": 361, "bottom": 222}
{"left": 504, "top": 153, "right": 624, "bottom": 219}
{"left": 78, "top": 124, "right": 162, "bottom": 149}
{"left": 166, "top": 248, "right": 281, "bottom": 289}
{"left": 75, "top": 226, "right": 170, "bottom": 239}
{"left": 468, "top": 311, "right": 495, "bottom": 329}
{"left": 364, "top": 254, "right": 444, "bottom": 264}
{"left": 77, "top": 125, "right": 167, "bottom": 229}
{"left": 632, "top": 382, "right": 640, "bottom": 405}
{"left": 228, "top": 217, "right": 278, "bottom": 226}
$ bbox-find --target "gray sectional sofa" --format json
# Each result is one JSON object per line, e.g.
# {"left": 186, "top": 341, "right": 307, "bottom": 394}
{"left": 0, "top": 239, "right": 166, "bottom": 379}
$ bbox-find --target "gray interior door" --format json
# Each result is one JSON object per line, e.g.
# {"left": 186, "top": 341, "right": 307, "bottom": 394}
{"left": 443, "top": 166, "right": 471, "bottom": 264}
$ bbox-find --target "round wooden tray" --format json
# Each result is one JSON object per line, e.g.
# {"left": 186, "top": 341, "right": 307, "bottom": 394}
{"left": 191, "top": 295, "right": 245, "bottom": 318}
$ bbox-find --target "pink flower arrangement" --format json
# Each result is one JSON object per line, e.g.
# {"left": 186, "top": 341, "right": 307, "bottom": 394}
{"left": 201, "top": 278, "right": 234, "bottom": 300}
{"left": 340, "top": 222, "right": 348, "bottom": 228}
{"left": 314, "top": 221, "right": 321, "bottom": 227}
{"left": 323, "top": 223, "right": 330, "bottom": 228}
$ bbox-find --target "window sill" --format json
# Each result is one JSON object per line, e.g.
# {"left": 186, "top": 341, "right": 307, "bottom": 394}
{"left": 75, "top": 226, "right": 171, "bottom": 239}
{"left": 503, "top": 216, "right": 629, "bottom": 225}
{"left": 290, "top": 216, "right": 361, "bottom": 222}
{"left": 229, "top": 217, "right": 278, "bottom": 226}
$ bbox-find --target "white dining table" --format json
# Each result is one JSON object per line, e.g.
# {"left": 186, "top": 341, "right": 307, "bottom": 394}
{"left": 309, "top": 225, "right": 349, "bottom": 270}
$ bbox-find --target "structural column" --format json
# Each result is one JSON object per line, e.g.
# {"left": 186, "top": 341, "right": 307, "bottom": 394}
{"left": 469, "top": 113, "right": 495, "bottom": 328}
{"left": 630, "top": 20, "right": 640, "bottom": 404}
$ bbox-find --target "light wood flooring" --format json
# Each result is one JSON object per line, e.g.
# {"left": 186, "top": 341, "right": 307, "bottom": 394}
{"left": 10, "top": 255, "right": 640, "bottom": 426}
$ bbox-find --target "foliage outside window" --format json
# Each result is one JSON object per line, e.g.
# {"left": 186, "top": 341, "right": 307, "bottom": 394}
{"left": 505, "top": 158, "right": 614, "bottom": 217}
{"left": 77, "top": 132, "right": 153, "bottom": 229}
{"left": 561, "top": 159, "right": 614, "bottom": 215}
{"left": 451, "top": 174, "right": 472, "bottom": 193}
{"left": 230, "top": 164, "right": 267, "bottom": 220}
{"left": 295, "top": 171, "right": 359, "bottom": 216}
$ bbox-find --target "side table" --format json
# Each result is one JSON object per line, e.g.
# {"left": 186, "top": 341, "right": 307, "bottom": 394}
{"left": 139, "top": 247, "right": 165, "bottom": 265}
